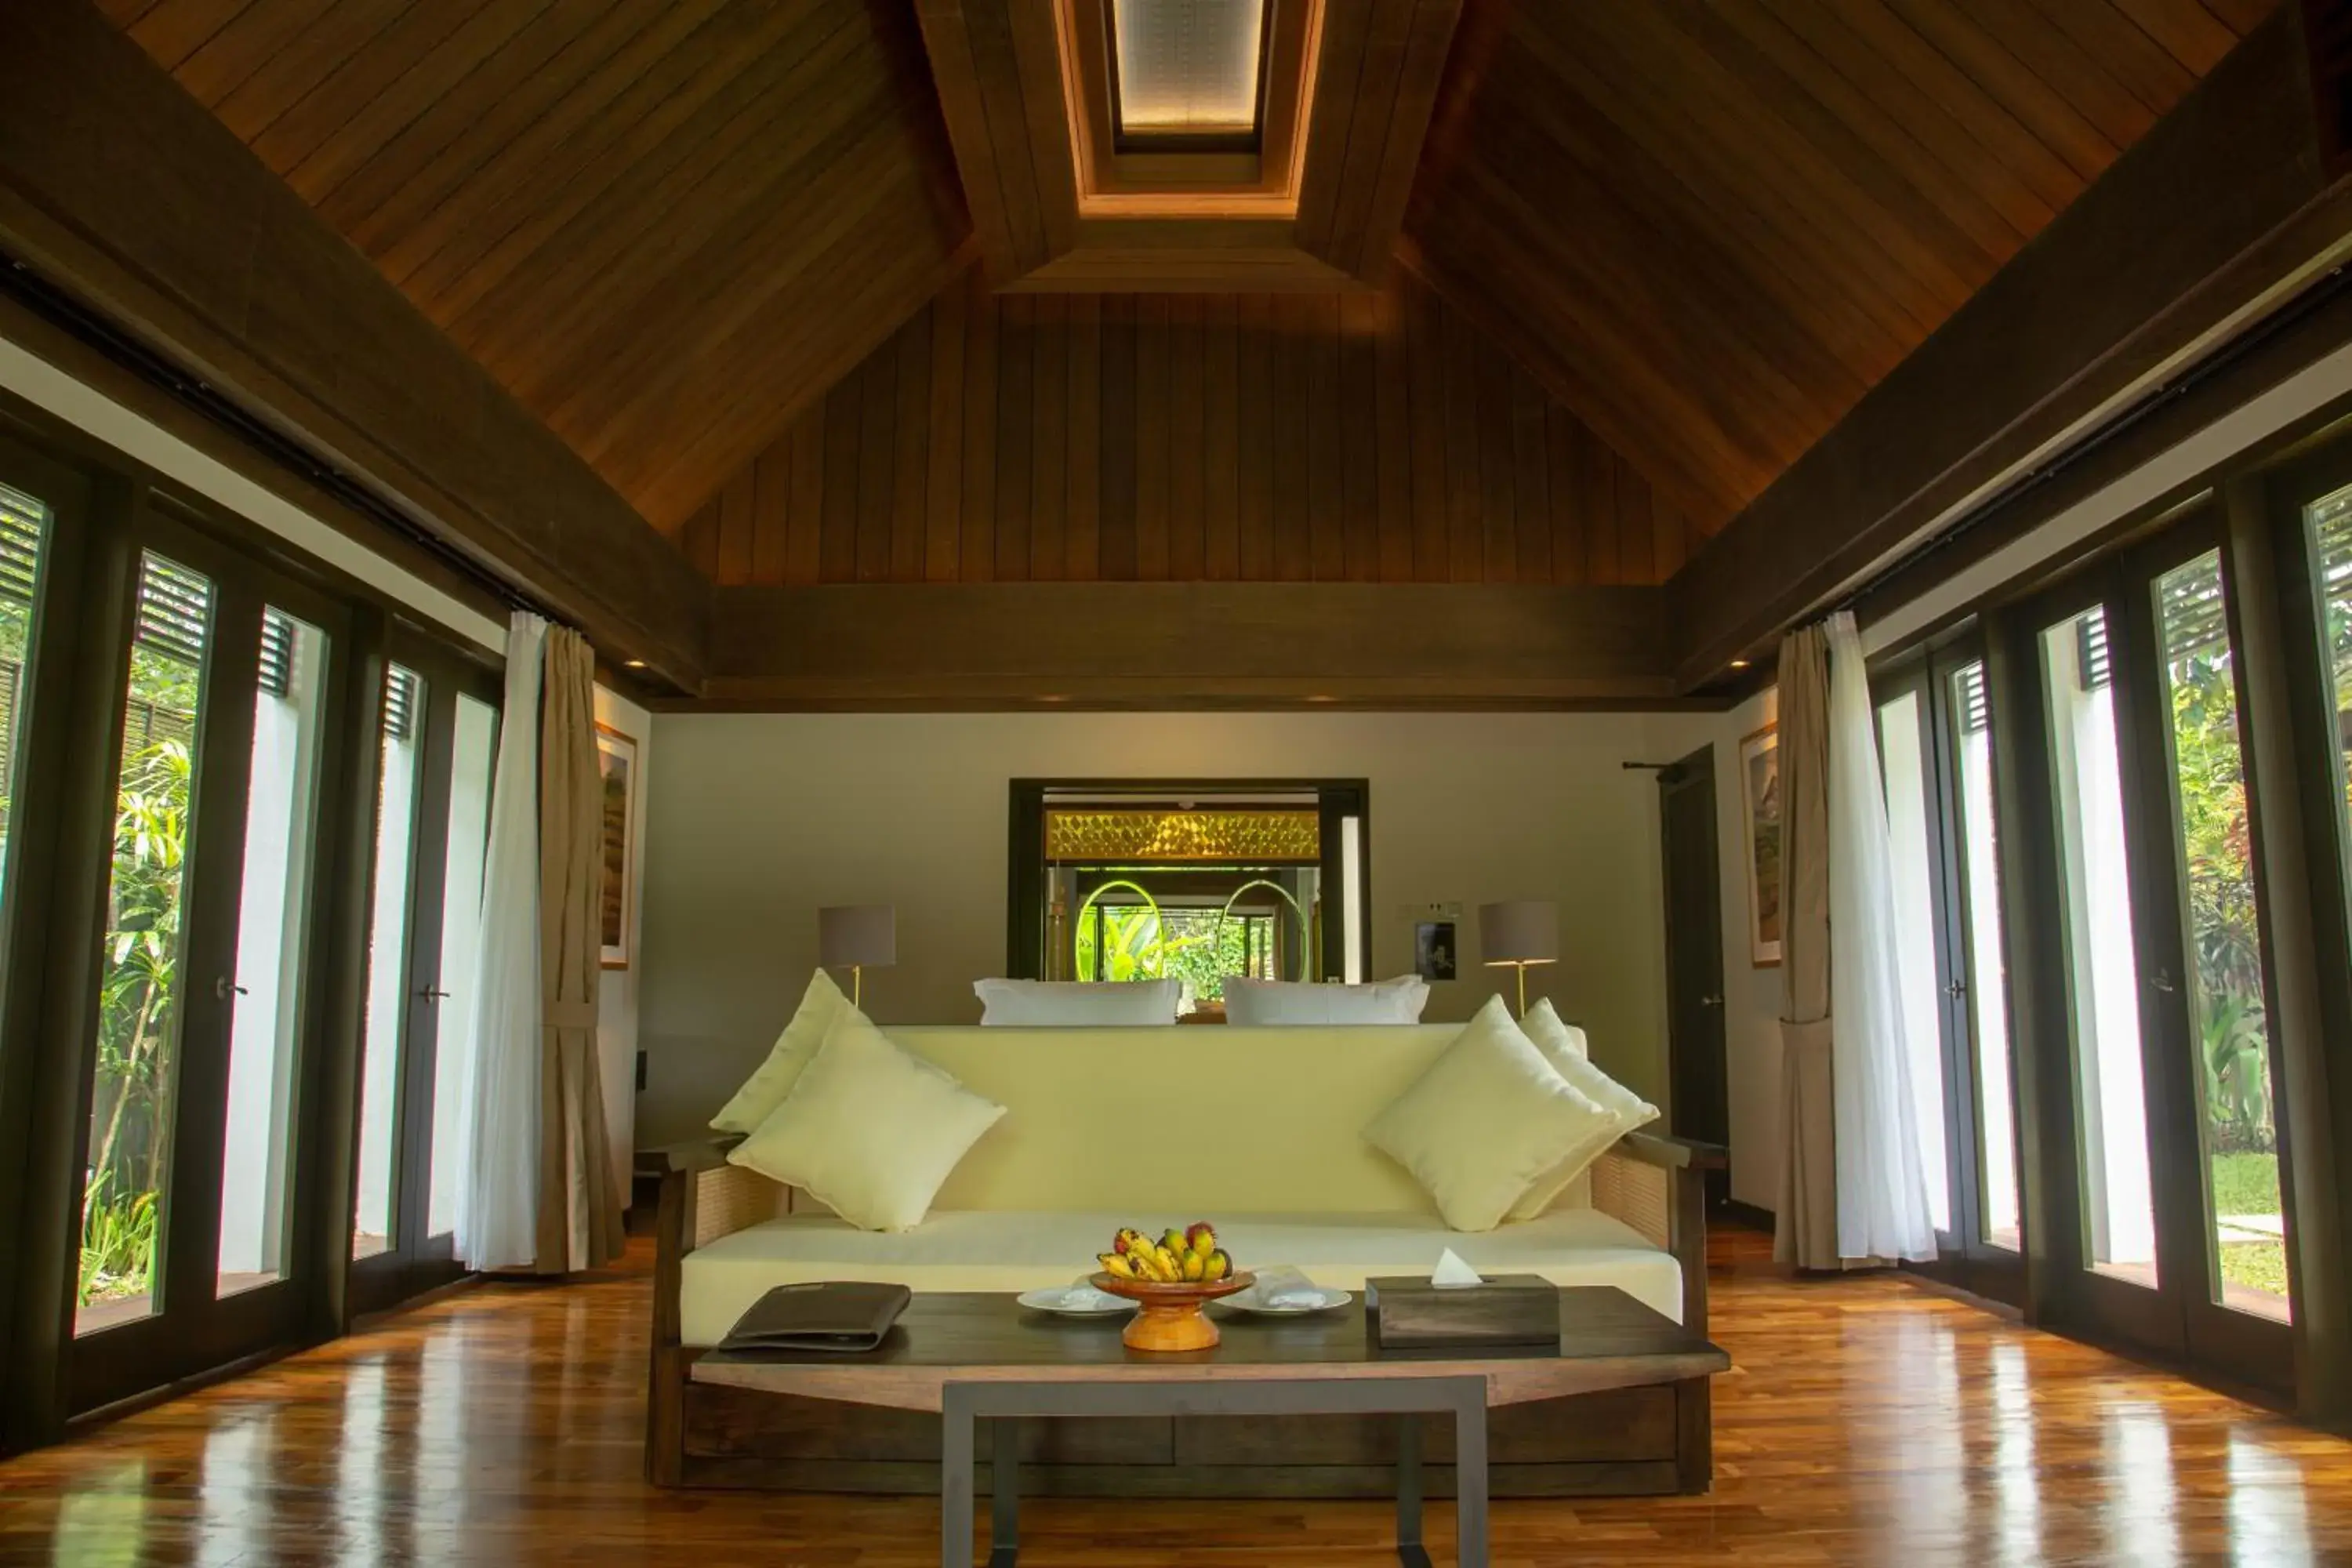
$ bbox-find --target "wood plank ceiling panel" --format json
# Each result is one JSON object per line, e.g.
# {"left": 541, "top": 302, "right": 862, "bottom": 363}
{"left": 103, "top": 0, "right": 977, "bottom": 534}
{"left": 1401, "top": 0, "right": 2272, "bottom": 534}
{"left": 670, "top": 264, "right": 1695, "bottom": 589}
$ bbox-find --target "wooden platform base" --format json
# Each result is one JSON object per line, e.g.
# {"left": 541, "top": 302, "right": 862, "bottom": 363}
{"left": 673, "top": 1372, "right": 1701, "bottom": 1497}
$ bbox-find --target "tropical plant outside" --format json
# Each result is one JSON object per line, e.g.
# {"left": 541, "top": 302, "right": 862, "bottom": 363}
{"left": 1074, "top": 903, "right": 1268, "bottom": 1004}
{"left": 2162, "top": 557, "right": 2282, "bottom": 1308}
{"left": 78, "top": 637, "right": 201, "bottom": 1310}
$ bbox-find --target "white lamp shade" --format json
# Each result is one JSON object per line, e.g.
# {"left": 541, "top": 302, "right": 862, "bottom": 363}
{"left": 1478, "top": 901, "right": 1557, "bottom": 966}
{"left": 818, "top": 905, "right": 896, "bottom": 969}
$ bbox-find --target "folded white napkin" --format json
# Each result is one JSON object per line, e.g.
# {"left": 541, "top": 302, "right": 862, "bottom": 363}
{"left": 1430, "top": 1247, "right": 1484, "bottom": 1289}
{"left": 1244, "top": 1265, "right": 1330, "bottom": 1309}
{"left": 1059, "top": 1278, "right": 1123, "bottom": 1310}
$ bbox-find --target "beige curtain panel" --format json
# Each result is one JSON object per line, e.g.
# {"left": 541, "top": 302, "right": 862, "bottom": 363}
{"left": 535, "top": 627, "right": 625, "bottom": 1275}
{"left": 1773, "top": 621, "right": 1840, "bottom": 1271}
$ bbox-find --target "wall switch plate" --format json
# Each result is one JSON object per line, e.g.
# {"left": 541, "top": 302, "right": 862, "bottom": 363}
{"left": 1415, "top": 901, "right": 1462, "bottom": 922}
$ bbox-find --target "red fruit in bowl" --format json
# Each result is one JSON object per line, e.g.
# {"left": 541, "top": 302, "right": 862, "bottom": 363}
{"left": 1112, "top": 1234, "right": 1131, "bottom": 1254}
{"left": 1185, "top": 1222, "right": 1214, "bottom": 1248}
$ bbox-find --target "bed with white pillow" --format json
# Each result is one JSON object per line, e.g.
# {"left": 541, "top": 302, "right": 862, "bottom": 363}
{"left": 651, "top": 977, "right": 1723, "bottom": 1500}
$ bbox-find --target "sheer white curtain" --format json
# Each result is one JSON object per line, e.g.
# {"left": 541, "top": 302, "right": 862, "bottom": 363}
{"left": 456, "top": 612, "right": 546, "bottom": 1269}
{"left": 1824, "top": 611, "right": 1939, "bottom": 1263}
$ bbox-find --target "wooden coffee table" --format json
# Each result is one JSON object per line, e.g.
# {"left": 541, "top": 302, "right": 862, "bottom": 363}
{"left": 693, "top": 1284, "right": 1727, "bottom": 1567}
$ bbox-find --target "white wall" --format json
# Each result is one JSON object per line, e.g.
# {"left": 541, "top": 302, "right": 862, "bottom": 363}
{"left": 596, "top": 685, "right": 652, "bottom": 1190}
{"left": 636, "top": 711, "right": 1717, "bottom": 1148}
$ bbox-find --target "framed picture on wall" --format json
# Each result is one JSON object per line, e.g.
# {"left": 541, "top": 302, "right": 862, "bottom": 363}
{"left": 1740, "top": 722, "right": 1782, "bottom": 967}
{"left": 596, "top": 723, "right": 639, "bottom": 971}
{"left": 1414, "top": 920, "right": 1457, "bottom": 982}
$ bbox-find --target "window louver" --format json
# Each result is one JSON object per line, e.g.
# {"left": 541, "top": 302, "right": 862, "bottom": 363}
{"left": 258, "top": 609, "right": 295, "bottom": 699}
{"left": 0, "top": 485, "right": 42, "bottom": 610}
{"left": 383, "top": 666, "right": 418, "bottom": 742}
{"left": 136, "top": 554, "right": 211, "bottom": 666}
{"left": 2076, "top": 611, "right": 2112, "bottom": 692}
{"left": 1955, "top": 664, "right": 1990, "bottom": 736}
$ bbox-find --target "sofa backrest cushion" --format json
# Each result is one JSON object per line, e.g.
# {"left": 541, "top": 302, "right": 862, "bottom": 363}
{"left": 891, "top": 1023, "right": 1485, "bottom": 1216}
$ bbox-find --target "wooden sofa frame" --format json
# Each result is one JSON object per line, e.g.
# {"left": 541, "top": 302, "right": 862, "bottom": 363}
{"left": 645, "top": 1131, "right": 1726, "bottom": 1498}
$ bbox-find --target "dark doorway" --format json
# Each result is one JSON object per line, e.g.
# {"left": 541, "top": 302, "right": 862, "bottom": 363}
{"left": 1658, "top": 746, "right": 1729, "bottom": 1207}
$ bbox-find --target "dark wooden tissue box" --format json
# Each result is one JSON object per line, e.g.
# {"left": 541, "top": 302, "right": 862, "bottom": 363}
{"left": 1364, "top": 1273, "right": 1562, "bottom": 1350}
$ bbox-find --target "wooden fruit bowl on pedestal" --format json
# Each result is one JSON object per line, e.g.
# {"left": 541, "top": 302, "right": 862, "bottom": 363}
{"left": 1090, "top": 1272, "right": 1257, "bottom": 1352}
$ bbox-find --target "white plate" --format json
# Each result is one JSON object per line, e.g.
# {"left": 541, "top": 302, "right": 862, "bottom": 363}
{"left": 1220, "top": 1288, "right": 1353, "bottom": 1316}
{"left": 1018, "top": 1287, "right": 1133, "bottom": 1316}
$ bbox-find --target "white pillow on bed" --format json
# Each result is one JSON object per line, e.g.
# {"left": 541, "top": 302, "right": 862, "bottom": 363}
{"left": 1224, "top": 975, "right": 1428, "bottom": 1025}
{"left": 974, "top": 977, "right": 1180, "bottom": 1025}
{"left": 708, "top": 969, "right": 848, "bottom": 1134}
{"left": 1505, "top": 999, "right": 1661, "bottom": 1221}
{"left": 728, "top": 1005, "right": 1006, "bottom": 1231}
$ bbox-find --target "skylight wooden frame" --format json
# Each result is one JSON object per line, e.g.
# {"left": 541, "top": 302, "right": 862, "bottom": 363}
{"left": 914, "top": 0, "right": 1457, "bottom": 292}
{"left": 1059, "top": 0, "right": 1317, "bottom": 209}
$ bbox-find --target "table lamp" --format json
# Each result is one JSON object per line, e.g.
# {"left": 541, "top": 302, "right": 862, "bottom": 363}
{"left": 1478, "top": 900, "right": 1557, "bottom": 1018}
{"left": 818, "top": 905, "right": 895, "bottom": 1008}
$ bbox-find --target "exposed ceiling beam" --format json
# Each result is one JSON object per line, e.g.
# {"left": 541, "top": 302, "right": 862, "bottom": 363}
{"left": 1670, "top": 2, "right": 2352, "bottom": 688}
{"left": 0, "top": 0, "right": 708, "bottom": 690}
{"left": 691, "top": 582, "right": 1689, "bottom": 710}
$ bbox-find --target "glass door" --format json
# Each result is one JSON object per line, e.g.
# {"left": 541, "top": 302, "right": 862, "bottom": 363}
{"left": 1875, "top": 637, "right": 2025, "bottom": 1305}
{"left": 2013, "top": 501, "right": 2295, "bottom": 1387}
{"left": 348, "top": 632, "right": 499, "bottom": 1313}
{"left": 67, "top": 507, "right": 356, "bottom": 1414}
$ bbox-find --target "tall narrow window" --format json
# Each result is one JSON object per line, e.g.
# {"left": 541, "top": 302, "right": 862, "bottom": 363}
{"left": 79, "top": 553, "right": 212, "bottom": 1335}
{"left": 2155, "top": 551, "right": 2287, "bottom": 1322}
{"left": 426, "top": 691, "right": 496, "bottom": 1239}
{"left": 1877, "top": 687, "right": 1953, "bottom": 1235}
{"left": 0, "top": 485, "right": 49, "bottom": 934}
{"left": 1951, "top": 662, "right": 2020, "bottom": 1251}
{"left": 214, "top": 609, "right": 329, "bottom": 1296}
{"left": 353, "top": 665, "right": 425, "bottom": 1260}
{"left": 2041, "top": 605, "right": 2158, "bottom": 1289}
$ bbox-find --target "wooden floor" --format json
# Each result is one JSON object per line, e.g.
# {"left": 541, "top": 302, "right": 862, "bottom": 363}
{"left": 5, "top": 1226, "right": 2351, "bottom": 1565}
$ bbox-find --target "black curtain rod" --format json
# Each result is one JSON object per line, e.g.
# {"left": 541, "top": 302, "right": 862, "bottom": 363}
{"left": 1, "top": 249, "right": 551, "bottom": 623}
{"left": 1823, "top": 260, "right": 2352, "bottom": 622}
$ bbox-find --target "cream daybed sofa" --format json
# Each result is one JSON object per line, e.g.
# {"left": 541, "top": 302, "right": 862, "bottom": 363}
{"left": 648, "top": 1022, "right": 1722, "bottom": 1498}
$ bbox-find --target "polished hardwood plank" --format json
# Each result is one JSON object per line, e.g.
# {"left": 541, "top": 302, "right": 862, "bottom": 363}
{"left": 5, "top": 1225, "right": 2350, "bottom": 1564}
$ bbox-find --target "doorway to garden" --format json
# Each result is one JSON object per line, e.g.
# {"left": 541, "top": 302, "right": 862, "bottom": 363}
{"left": 1005, "top": 780, "right": 1371, "bottom": 1020}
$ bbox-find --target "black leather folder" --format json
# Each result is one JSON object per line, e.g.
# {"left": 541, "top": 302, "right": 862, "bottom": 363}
{"left": 715, "top": 1281, "right": 913, "bottom": 1355}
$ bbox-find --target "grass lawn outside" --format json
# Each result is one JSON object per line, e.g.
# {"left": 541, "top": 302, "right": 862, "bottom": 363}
{"left": 2209, "top": 1149, "right": 2281, "bottom": 1218}
{"left": 2209, "top": 1149, "right": 2288, "bottom": 1306}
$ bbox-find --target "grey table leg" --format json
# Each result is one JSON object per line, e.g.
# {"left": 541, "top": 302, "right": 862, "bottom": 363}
{"left": 1396, "top": 1416, "right": 1431, "bottom": 1568}
{"left": 989, "top": 1416, "right": 1019, "bottom": 1566}
{"left": 942, "top": 1390, "right": 975, "bottom": 1568}
{"left": 1454, "top": 1385, "right": 1489, "bottom": 1568}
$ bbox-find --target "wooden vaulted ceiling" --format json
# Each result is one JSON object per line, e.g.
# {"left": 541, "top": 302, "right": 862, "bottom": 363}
{"left": 663, "top": 0, "right": 2270, "bottom": 586}
{"left": 668, "top": 264, "right": 1704, "bottom": 587}
{"left": 1402, "top": 0, "right": 2274, "bottom": 530}
{"left": 63, "top": 0, "right": 2302, "bottom": 704}
{"left": 96, "top": 0, "right": 973, "bottom": 535}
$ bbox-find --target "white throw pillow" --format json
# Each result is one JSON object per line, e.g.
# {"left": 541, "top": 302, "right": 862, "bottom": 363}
{"left": 1362, "top": 996, "right": 1618, "bottom": 1232}
{"left": 1224, "top": 975, "right": 1429, "bottom": 1025}
{"left": 728, "top": 1006, "right": 1007, "bottom": 1231}
{"left": 709, "top": 969, "right": 849, "bottom": 1135}
{"left": 1506, "top": 998, "right": 1662, "bottom": 1221}
{"left": 974, "top": 977, "right": 1180, "bottom": 1026}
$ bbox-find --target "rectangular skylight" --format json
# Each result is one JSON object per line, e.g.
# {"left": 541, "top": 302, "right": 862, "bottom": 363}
{"left": 1112, "top": 0, "right": 1266, "bottom": 138}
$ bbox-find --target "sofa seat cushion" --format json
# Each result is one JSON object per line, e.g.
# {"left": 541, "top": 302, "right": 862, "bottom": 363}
{"left": 680, "top": 1207, "right": 1682, "bottom": 1347}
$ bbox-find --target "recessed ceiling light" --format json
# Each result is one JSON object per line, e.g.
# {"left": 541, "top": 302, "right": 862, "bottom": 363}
{"left": 623, "top": 659, "right": 647, "bottom": 669}
{"left": 1729, "top": 659, "right": 1750, "bottom": 670}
